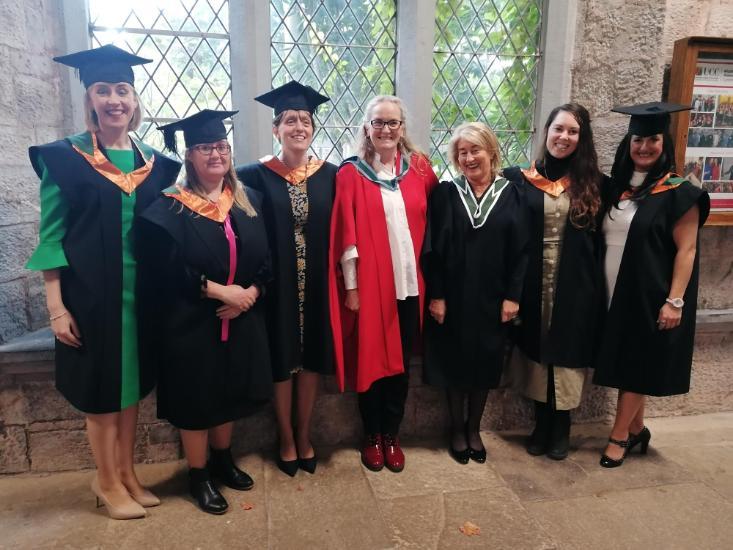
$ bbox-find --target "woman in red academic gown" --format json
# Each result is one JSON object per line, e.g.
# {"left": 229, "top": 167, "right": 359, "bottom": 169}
{"left": 329, "top": 95, "right": 438, "bottom": 473}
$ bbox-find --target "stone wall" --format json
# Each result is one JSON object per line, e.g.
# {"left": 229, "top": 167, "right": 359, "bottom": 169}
{"left": 571, "top": 0, "right": 733, "bottom": 310}
{"left": 0, "top": 0, "right": 72, "bottom": 344}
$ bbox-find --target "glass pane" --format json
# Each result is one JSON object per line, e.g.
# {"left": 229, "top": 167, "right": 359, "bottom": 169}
{"left": 431, "top": 0, "right": 542, "bottom": 180}
{"left": 89, "top": 0, "right": 232, "bottom": 157}
{"left": 270, "top": 0, "right": 397, "bottom": 163}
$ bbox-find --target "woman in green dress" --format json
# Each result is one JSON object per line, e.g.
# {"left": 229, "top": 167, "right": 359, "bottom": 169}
{"left": 26, "top": 45, "right": 181, "bottom": 519}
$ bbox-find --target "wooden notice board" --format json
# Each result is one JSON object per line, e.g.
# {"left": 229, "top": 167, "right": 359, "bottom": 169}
{"left": 668, "top": 36, "right": 733, "bottom": 225}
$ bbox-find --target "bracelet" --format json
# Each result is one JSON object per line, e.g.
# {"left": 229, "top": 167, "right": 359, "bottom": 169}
{"left": 49, "top": 311, "right": 68, "bottom": 322}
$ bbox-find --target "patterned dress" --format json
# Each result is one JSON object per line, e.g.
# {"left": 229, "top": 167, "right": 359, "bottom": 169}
{"left": 287, "top": 178, "right": 309, "bottom": 372}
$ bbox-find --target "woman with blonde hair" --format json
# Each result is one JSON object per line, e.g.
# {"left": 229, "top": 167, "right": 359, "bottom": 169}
{"left": 139, "top": 110, "right": 272, "bottom": 514}
{"left": 329, "top": 95, "right": 438, "bottom": 473}
{"left": 423, "top": 122, "right": 528, "bottom": 464}
{"left": 26, "top": 45, "right": 181, "bottom": 519}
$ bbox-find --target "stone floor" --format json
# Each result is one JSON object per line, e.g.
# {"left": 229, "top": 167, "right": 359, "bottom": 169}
{"left": 1, "top": 412, "right": 732, "bottom": 550}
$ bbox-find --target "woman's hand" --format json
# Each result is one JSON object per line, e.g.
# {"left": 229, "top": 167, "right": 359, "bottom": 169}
{"left": 501, "top": 300, "right": 520, "bottom": 323}
{"left": 216, "top": 305, "right": 243, "bottom": 320}
{"left": 50, "top": 309, "right": 82, "bottom": 348}
{"left": 657, "top": 302, "right": 682, "bottom": 331}
{"left": 214, "top": 283, "right": 260, "bottom": 311}
{"left": 429, "top": 299, "right": 446, "bottom": 324}
{"left": 345, "top": 289, "right": 360, "bottom": 312}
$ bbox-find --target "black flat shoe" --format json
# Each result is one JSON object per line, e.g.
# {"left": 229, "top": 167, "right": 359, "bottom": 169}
{"left": 276, "top": 456, "right": 299, "bottom": 477}
{"left": 600, "top": 437, "right": 630, "bottom": 468}
{"left": 449, "top": 445, "right": 470, "bottom": 465}
{"left": 298, "top": 454, "right": 318, "bottom": 474}
{"left": 628, "top": 426, "right": 651, "bottom": 454}
{"left": 468, "top": 446, "right": 487, "bottom": 463}
{"left": 189, "top": 467, "right": 228, "bottom": 515}
{"left": 208, "top": 447, "right": 254, "bottom": 491}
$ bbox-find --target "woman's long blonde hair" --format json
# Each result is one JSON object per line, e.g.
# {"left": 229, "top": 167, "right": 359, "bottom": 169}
{"left": 183, "top": 154, "right": 257, "bottom": 217}
{"left": 353, "top": 95, "right": 425, "bottom": 164}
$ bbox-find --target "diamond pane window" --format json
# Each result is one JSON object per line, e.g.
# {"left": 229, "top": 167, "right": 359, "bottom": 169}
{"left": 270, "top": 0, "right": 397, "bottom": 163}
{"left": 89, "top": 0, "right": 232, "bottom": 154}
{"left": 431, "top": 0, "right": 542, "bottom": 180}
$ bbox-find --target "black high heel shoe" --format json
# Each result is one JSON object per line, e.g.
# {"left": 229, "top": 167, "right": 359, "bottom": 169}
{"left": 628, "top": 426, "right": 651, "bottom": 454}
{"left": 276, "top": 456, "right": 299, "bottom": 477}
{"left": 298, "top": 454, "right": 318, "bottom": 474}
{"left": 599, "top": 437, "right": 630, "bottom": 468}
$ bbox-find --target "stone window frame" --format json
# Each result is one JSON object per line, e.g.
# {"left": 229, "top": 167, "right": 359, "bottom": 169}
{"left": 61, "top": 0, "right": 576, "bottom": 163}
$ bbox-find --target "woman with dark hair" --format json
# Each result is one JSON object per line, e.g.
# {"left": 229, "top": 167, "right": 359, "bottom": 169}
{"left": 139, "top": 110, "right": 272, "bottom": 513}
{"left": 594, "top": 102, "right": 709, "bottom": 468}
{"left": 329, "top": 95, "right": 438, "bottom": 473}
{"left": 422, "top": 122, "right": 528, "bottom": 464}
{"left": 236, "top": 81, "right": 336, "bottom": 477}
{"left": 25, "top": 45, "right": 181, "bottom": 519}
{"left": 503, "top": 103, "right": 604, "bottom": 460}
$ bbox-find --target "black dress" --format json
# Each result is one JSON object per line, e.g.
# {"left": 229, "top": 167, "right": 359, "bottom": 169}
{"left": 593, "top": 179, "right": 710, "bottom": 396}
{"left": 138, "top": 186, "right": 273, "bottom": 430}
{"left": 422, "top": 177, "right": 529, "bottom": 389}
{"left": 236, "top": 158, "right": 336, "bottom": 381}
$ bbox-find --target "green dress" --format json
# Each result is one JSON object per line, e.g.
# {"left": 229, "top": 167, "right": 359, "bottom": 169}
{"left": 27, "top": 133, "right": 181, "bottom": 413}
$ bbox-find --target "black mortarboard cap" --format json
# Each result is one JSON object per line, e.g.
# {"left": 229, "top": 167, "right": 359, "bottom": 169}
{"left": 611, "top": 101, "right": 692, "bottom": 137}
{"left": 53, "top": 44, "right": 152, "bottom": 89}
{"left": 254, "top": 80, "right": 330, "bottom": 115}
{"left": 157, "top": 109, "right": 238, "bottom": 155}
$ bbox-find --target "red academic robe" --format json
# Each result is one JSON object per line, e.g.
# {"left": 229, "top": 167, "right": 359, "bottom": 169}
{"left": 329, "top": 154, "right": 438, "bottom": 392}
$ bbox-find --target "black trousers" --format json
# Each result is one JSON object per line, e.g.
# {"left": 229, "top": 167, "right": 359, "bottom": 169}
{"left": 358, "top": 296, "right": 419, "bottom": 436}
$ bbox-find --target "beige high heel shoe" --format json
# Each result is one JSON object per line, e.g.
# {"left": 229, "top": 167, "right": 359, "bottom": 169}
{"left": 91, "top": 476, "right": 146, "bottom": 519}
{"left": 128, "top": 488, "right": 161, "bottom": 508}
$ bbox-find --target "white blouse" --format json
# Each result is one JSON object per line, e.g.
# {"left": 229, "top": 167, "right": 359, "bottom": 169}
{"left": 603, "top": 171, "right": 646, "bottom": 308}
{"left": 340, "top": 157, "right": 419, "bottom": 300}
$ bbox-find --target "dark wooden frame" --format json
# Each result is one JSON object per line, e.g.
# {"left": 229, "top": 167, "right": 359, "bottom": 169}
{"left": 668, "top": 36, "right": 733, "bottom": 225}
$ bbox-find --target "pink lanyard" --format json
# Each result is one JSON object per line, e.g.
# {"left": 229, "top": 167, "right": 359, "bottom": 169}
{"left": 221, "top": 214, "right": 237, "bottom": 342}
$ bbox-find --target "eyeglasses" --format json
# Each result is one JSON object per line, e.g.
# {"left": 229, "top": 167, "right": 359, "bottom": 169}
{"left": 369, "top": 119, "right": 403, "bottom": 130}
{"left": 192, "top": 143, "right": 231, "bottom": 155}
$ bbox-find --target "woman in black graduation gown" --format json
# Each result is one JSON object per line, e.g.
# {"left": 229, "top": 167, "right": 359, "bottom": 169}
{"left": 138, "top": 110, "right": 272, "bottom": 514}
{"left": 594, "top": 102, "right": 710, "bottom": 468}
{"left": 423, "top": 122, "right": 528, "bottom": 464}
{"left": 25, "top": 45, "right": 181, "bottom": 519}
{"left": 236, "top": 81, "right": 336, "bottom": 476}
{"left": 503, "top": 103, "right": 604, "bottom": 460}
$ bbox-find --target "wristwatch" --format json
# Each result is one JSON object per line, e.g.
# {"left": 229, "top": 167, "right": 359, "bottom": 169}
{"left": 665, "top": 297, "right": 684, "bottom": 308}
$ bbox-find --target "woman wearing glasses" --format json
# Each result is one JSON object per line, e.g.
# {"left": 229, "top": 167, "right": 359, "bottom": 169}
{"left": 236, "top": 81, "right": 336, "bottom": 477}
{"left": 329, "top": 96, "right": 438, "bottom": 473}
{"left": 139, "top": 110, "right": 272, "bottom": 514}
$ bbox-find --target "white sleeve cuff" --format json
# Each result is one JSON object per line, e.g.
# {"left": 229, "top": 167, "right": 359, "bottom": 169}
{"left": 340, "top": 246, "right": 358, "bottom": 290}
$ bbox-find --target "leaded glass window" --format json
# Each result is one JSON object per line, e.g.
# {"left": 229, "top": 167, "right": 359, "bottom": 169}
{"left": 89, "top": 0, "right": 232, "bottom": 153}
{"left": 270, "top": 0, "right": 397, "bottom": 162}
{"left": 432, "top": 0, "right": 542, "bottom": 179}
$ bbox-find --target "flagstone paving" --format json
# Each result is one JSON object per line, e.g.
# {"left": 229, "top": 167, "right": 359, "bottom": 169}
{"left": 1, "top": 412, "right": 731, "bottom": 549}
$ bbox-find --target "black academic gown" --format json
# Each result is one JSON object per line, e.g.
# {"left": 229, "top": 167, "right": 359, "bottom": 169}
{"left": 236, "top": 160, "right": 337, "bottom": 381}
{"left": 29, "top": 135, "right": 181, "bottom": 414}
{"left": 593, "top": 180, "right": 710, "bottom": 396}
{"left": 422, "top": 179, "right": 529, "bottom": 389}
{"left": 138, "top": 190, "right": 273, "bottom": 430}
{"left": 503, "top": 165, "right": 602, "bottom": 369}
